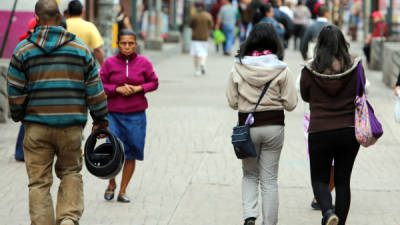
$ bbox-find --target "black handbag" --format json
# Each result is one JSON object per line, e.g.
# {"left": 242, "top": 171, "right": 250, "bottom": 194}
{"left": 231, "top": 81, "right": 272, "bottom": 159}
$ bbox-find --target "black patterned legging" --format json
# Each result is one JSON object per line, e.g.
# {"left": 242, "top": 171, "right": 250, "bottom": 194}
{"left": 309, "top": 127, "right": 360, "bottom": 225}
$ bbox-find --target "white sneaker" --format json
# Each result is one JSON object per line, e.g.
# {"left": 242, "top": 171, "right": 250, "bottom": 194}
{"left": 195, "top": 71, "right": 201, "bottom": 76}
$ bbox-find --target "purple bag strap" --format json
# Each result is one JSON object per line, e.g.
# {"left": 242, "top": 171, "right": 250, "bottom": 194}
{"left": 356, "top": 62, "right": 365, "bottom": 97}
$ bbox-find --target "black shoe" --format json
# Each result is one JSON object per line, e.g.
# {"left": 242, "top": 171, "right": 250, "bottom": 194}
{"left": 15, "top": 157, "right": 24, "bottom": 162}
{"left": 117, "top": 194, "right": 130, "bottom": 203}
{"left": 311, "top": 199, "right": 321, "bottom": 210}
{"left": 104, "top": 187, "right": 115, "bottom": 201}
{"left": 200, "top": 65, "right": 206, "bottom": 75}
{"left": 322, "top": 209, "right": 339, "bottom": 225}
{"left": 244, "top": 217, "right": 256, "bottom": 225}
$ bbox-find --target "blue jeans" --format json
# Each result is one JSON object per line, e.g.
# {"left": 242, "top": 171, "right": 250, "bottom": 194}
{"left": 15, "top": 123, "right": 24, "bottom": 160}
{"left": 222, "top": 24, "right": 235, "bottom": 53}
{"left": 239, "top": 22, "right": 252, "bottom": 43}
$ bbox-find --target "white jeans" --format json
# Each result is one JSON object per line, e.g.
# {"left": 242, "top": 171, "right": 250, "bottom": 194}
{"left": 242, "top": 125, "right": 284, "bottom": 225}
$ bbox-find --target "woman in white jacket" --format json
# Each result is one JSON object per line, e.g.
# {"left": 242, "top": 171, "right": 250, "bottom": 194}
{"left": 226, "top": 22, "right": 298, "bottom": 225}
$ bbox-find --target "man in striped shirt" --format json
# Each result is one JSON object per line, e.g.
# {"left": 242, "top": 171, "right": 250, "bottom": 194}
{"left": 7, "top": 0, "right": 108, "bottom": 224}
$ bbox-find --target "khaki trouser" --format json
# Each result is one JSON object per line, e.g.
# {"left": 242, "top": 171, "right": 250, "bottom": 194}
{"left": 23, "top": 122, "right": 84, "bottom": 225}
{"left": 242, "top": 125, "right": 284, "bottom": 225}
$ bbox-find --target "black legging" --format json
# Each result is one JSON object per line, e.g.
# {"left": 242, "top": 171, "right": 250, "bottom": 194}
{"left": 309, "top": 127, "right": 360, "bottom": 225}
{"left": 363, "top": 44, "right": 371, "bottom": 63}
{"left": 293, "top": 24, "right": 306, "bottom": 49}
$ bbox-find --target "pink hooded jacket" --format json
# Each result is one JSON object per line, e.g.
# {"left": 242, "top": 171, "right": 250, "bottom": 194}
{"left": 100, "top": 53, "right": 159, "bottom": 113}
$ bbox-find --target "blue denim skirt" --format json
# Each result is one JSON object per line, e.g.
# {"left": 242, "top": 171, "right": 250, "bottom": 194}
{"left": 108, "top": 111, "right": 147, "bottom": 160}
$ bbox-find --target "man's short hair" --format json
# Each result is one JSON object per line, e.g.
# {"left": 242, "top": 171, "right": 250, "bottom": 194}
{"left": 68, "top": 0, "right": 83, "bottom": 16}
{"left": 194, "top": 1, "right": 206, "bottom": 9}
{"left": 271, "top": 0, "right": 281, "bottom": 7}
{"left": 265, "top": 3, "right": 273, "bottom": 14}
{"left": 318, "top": 5, "right": 328, "bottom": 17}
{"left": 35, "top": 0, "right": 60, "bottom": 22}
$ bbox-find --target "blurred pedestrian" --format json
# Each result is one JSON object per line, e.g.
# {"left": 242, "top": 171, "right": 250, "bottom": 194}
{"left": 300, "top": 25, "right": 363, "bottom": 225}
{"left": 292, "top": 0, "right": 311, "bottom": 49}
{"left": 259, "top": 3, "right": 285, "bottom": 38}
{"left": 205, "top": 0, "right": 213, "bottom": 11}
{"left": 7, "top": 0, "right": 108, "bottom": 224}
{"left": 363, "top": 11, "right": 388, "bottom": 63}
{"left": 12, "top": 18, "right": 37, "bottom": 162}
{"left": 216, "top": 0, "right": 239, "bottom": 55}
{"left": 300, "top": 5, "right": 329, "bottom": 60}
{"left": 331, "top": 0, "right": 341, "bottom": 26}
{"left": 305, "top": 0, "right": 318, "bottom": 19}
{"left": 117, "top": 3, "right": 133, "bottom": 33}
{"left": 279, "top": 1, "right": 294, "bottom": 19}
{"left": 66, "top": 0, "right": 105, "bottom": 66}
{"left": 238, "top": 0, "right": 252, "bottom": 42}
{"left": 18, "top": 18, "right": 37, "bottom": 42}
{"left": 271, "top": 0, "right": 293, "bottom": 48}
{"left": 226, "top": 22, "right": 297, "bottom": 225}
{"left": 211, "top": 0, "right": 226, "bottom": 26}
{"left": 100, "top": 29, "right": 159, "bottom": 203}
{"left": 190, "top": 2, "right": 214, "bottom": 76}
{"left": 211, "top": 0, "right": 226, "bottom": 52}
{"left": 14, "top": 124, "right": 25, "bottom": 162}
{"left": 348, "top": 0, "right": 362, "bottom": 41}
{"left": 296, "top": 72, "right": 335, "bottom": 211}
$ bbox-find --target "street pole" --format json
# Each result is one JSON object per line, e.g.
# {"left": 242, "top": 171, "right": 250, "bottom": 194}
{"left": 147, "top": 0, "right": 154, "bottom": 37}
{"left": 387, "top": 0, "right": 393, "bottom": 35}
{"left": 144, "top": 0, "right": 163, "bottom": 50}
{"left": 155, "top": 0, "right": 162, "bottom": 38}
{"left": 130, "top": 0, "right": 142, "bottom": 53}
{"left": 97, "top": 0, "right": 117, "bottom": 59}
{"left": 166, "top": 0, "right": 180, "bottom": 42}
{"left": 182, "top": 0, "right": 191, "bottom": 53}
{"left": 172, "top": 0, "right": 177, "bottom": 30}
{"left": 130, "top": 0, "right": 137, "bottom": 31}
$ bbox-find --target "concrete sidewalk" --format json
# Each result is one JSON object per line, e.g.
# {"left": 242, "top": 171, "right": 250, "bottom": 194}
{"left": 0, "top": 38, "right": 399, "bottom": 225}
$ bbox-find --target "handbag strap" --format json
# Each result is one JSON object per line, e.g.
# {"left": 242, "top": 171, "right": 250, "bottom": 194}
{"left": 253, "top": 80, "right": 273, "bottom": 113}
{"left": 356, "top": 62, "right": 365, "bottom": 97}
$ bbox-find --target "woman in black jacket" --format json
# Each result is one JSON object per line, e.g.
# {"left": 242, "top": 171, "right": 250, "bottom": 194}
{"left": 300, "top": 25, "right": 364, "bottom": 225}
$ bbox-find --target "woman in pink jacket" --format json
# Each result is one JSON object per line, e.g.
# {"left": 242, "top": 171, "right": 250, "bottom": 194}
{"left": 100, "top": 29, "right": 159, "bottom": 203}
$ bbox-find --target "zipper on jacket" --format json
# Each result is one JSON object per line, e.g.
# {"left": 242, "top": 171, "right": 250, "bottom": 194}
{"left": 126, "top": 59, "right": 129, "bottom": 77}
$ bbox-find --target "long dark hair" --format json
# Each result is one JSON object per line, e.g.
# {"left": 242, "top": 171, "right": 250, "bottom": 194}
{"left": 312, "top": 25, "right": 352, "bottom": 73}
{"left": 236, "top": 22, "right": 284, "bottom": 62}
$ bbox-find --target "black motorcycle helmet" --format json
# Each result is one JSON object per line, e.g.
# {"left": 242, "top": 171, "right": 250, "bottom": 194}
{"left": 84, "top": 129, "right": 125, "bottom": 179}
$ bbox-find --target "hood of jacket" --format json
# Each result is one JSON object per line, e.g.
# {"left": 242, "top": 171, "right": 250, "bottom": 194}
{"left": 28, "top": 26, "right": 76, "bottom": 53}
{"left": 303, "top": 57, "right": 361, "bottom": 97}
{"left": 234, "top": 54, "right": 287, "bottom": 87}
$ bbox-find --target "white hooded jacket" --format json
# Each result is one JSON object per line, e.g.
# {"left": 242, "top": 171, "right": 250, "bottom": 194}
{"left": 226, "top": 54, "right": 298, "bottom": 113}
